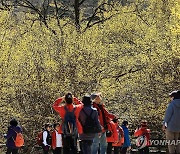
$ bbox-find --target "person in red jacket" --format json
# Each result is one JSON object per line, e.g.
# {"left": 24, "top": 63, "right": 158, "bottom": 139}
{"left": 112, "top": 119, "right": 124, "bottom": 154}
{"left": 106, "top": 119, "right": 119, "bottom": 154}
{"left": 91, "top": 92, "right": 116, "bottom": 154}
{"left": 134, "top": 120, "right": 151, "bottom": 154}
{"left": 51, "top": 123, "right": 63, "bottom": 154}
{"left": 52, "top": 92, "right": 83, "bottom": 154}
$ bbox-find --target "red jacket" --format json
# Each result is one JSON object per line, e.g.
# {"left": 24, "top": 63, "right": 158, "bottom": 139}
{"left": 106, "top": 121, "right": 119, "bottom": 143}
{"left": 134, "top": 127, "right": 151, "bottom": 146}
{"left": 51, "top": 130, "right": 62, "bottom": 149}
{"left": 93, "top": 103, "right": 116, "bottom": 132}
{"left": 112, "top": 123, "right": 124, "bottom": 147}
{"left": 53, "top": 97, "right": 83, "bottom": 134}
{"left": 51, "top": 131, "right": 56, "bottom": 149}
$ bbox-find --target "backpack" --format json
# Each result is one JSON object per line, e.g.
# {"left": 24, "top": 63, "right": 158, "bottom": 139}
{"left": 37, "top": 131, "right": 43, "bottom": 146}
{"left": 62, "top": 106, "right": 78, "bottom": 137}
{"left": 11, "top": 129, "right": 24, "bottom": 147}
{"left": 80, "top": 108, "right": 101, "bottom": 134}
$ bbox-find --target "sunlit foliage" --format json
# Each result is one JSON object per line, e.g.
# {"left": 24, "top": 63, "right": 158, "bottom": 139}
{"left": 0, "top": 0, "right": 179, "bottom": 152}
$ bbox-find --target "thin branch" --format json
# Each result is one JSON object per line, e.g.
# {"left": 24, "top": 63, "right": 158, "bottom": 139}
{"left": 53, "top": 0, "right": 64, "bottom": 34}
{"left": 134, "top": 4, "right": 151, "bottom": 26}
{"left": 78, "top": 0, "right": 86, "bottom": 6}
{"left": 42, "top": 0, "right": 50, "bottom": 19}
{"left": 82, "top": 2, "right": 119, "bottom": 32}
{"left": 17, "top": 0, "right": 57, "bottom": 35}
{"left": 83, "top": 12, "right": 120, "bottom": 32}
{"left": 0, "top": 0, "right": 11, "bottom": 10}
{"left": 113, "top": 67, "right": 144, "bottom": 81}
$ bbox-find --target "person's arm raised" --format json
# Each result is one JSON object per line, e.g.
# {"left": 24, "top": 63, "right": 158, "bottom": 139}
{"left": 134, "top": 128, "right": 141, "bottom": 137}
{"left": 73, "top": 97, "right": 83, "bottom": 105}
{"left": 53, "top": 97, "right": 64, "bottom": 113}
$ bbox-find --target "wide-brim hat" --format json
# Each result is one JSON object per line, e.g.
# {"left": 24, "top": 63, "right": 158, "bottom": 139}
{"left": 90, "top": 92, "right": 101, "bottom": 100}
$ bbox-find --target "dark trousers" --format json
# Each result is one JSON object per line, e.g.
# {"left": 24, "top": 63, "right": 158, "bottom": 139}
{"left": 6, "top": 148, "right": 18, "bottom": 154}
{"left": 80, "top": 140, "right": 93, "bottom": 154}
{"left": 139, "top": 146, "right": 149, "bottom": 154}
{"left": 63, "top": 136, "right": 78, "bottom": 154}
{"left": 120, "top": 147, "right": 127, "bottom": 154}
{"left": 107, "top": 142, "right": 113, "bottom": 154}
{"left": 42, "top": 145, "right": 49, "bottom": 154}
{"left": 53, "top": 147, "right": 62, "bottom": 154}
{"left": 114, "top": 146, "right": 120, "bottom": 154}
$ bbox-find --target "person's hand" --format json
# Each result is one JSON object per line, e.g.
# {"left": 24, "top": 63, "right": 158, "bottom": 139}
{"left": 61, "top": 96, "right": 65, "bottom": 102}
{"left": 72, "top": 95, "right": 76, "bottom": 103}
{"left": 3, "top": 134, "right": 7, "bottom": 138}
{"left": 98, "top": 132, "right": 102, "bottom": 137}
{"left": 52, "top": 147, "right": 55, "bottom": 150}
{"left": 120, "top": 138, "right": 124, "bottom": 144}
{"left": 162, "top": 125, "right": 166, "bottom": 131}
{"left": 127, "top": 146, "right": 131, "bottom": 151}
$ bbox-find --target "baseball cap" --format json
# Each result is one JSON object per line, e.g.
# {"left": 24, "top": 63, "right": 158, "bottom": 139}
{"left": 82, "top": 95, "right": 92, "bottom": 106}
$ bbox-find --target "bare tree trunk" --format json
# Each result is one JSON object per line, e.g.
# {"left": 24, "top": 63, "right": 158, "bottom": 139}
{"left": 74, "top": 0, "right": 80, "bottom": 31}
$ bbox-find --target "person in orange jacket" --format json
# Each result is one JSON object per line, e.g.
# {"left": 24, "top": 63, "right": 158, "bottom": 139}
{"left": 112, "top": 119, "right": 124, "bottom": 154}
{"left": 134, "top": 120, "right": 151, "bottom": 154}
{"left": 51, "top": 123, "right": 63, "bottom": 154}
{"left": 106, "top": 119, "right": 119, "bottom": 154}
{"left": 52, "top": 92, "right": 83, "bottom": 154}
{"left": 91, "top": 92, "right": 117, "bottom": 154}
{"left": 53, "top": 93, "right": 83, "bottom": 134}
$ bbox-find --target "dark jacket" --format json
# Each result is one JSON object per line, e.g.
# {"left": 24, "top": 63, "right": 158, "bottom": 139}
{"left": 43, "top": 130, "right": 52, "bottom": 146}
{"left": 6, "top": 126, "right": 22, "bottom": 149}
{"left": 78, "top": 106, "right": 101, "bottom": 140}
{"left": 164, "top": 99, "right": 180, "bottom": 132}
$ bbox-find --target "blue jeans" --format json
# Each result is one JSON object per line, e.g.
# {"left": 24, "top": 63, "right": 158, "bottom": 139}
{"left": 91, "top": 132, "right": 107, "bottom": 154}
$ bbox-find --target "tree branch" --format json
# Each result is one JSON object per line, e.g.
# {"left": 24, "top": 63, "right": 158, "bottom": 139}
{"left": 82, "top": 2, "right": 119, "bottom": 32}
{"left": 113, "top": 67, "right": 144, "bottom": 81}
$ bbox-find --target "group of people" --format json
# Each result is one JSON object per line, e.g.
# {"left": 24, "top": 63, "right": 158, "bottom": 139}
{"left": 50, "top": 92, "right": 130, "bottom": 154}
{"left": 4, "top": 90, "right": 180, "bottom": 154}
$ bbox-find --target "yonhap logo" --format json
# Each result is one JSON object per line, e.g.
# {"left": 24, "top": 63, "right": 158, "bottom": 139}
{"left": 150, "top": 139, "right": 180, "bottom": 146}
{"left": 136, "top": 138, "right": 180, "bottom": 147}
